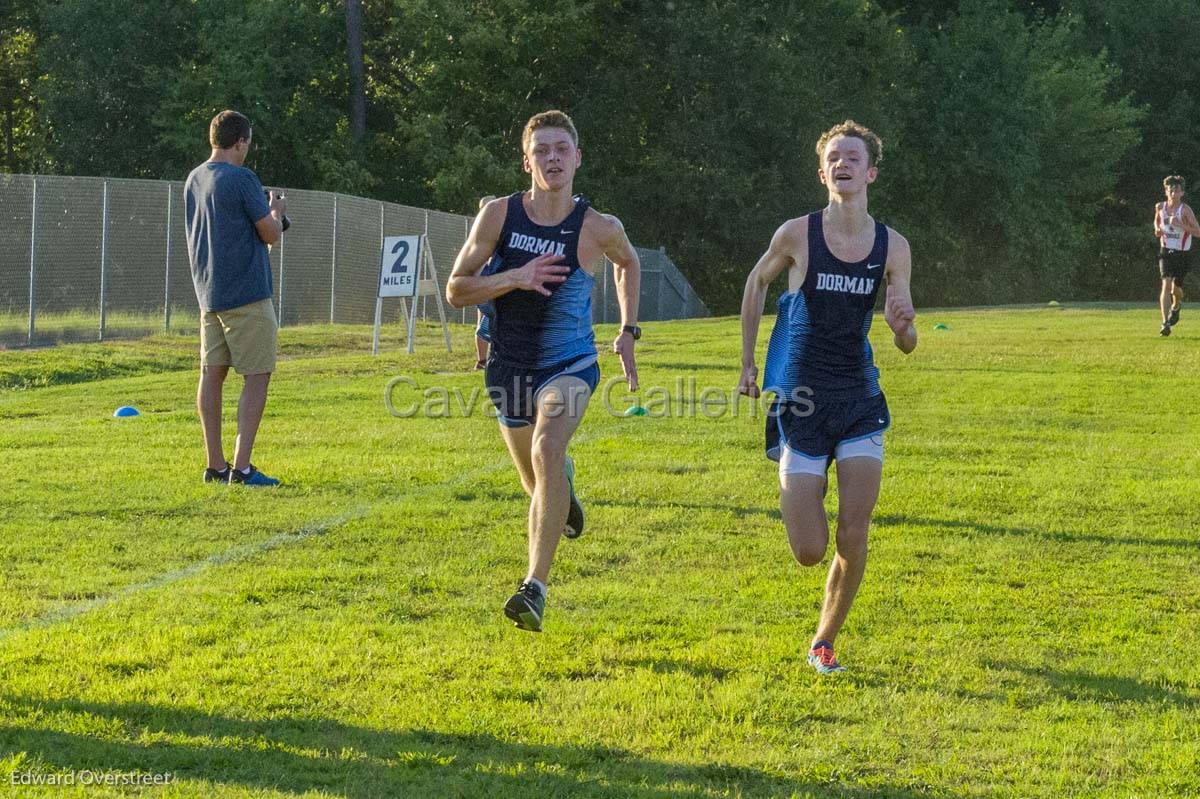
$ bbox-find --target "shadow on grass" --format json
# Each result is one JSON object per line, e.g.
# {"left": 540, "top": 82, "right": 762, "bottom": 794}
{"left": 0, "top": 694, "right": 964, "bottom": 799}
{"left": 14, "top": 325, "right": 169, "bottom": 348}
{"left": 583, "top": 504, "right": 1192, "bottom": 551}
{"left": 983, "top": 662, "right": 1199, "bottom": 709}
{"left": 638, "top": 361, "right": 728, "bottom": 373}
{"left": 589, "top": 498, "right": 781, "bottom": 521}
{"left": 872, "top": 514, "right": 1197, "bottom": 550}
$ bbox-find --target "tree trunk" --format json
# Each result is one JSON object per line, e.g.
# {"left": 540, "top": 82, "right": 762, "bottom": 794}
{"left": 346, "top": 0, "right": 366, "bottom": 143}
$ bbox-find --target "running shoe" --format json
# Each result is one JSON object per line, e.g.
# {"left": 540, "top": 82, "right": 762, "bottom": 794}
{"left": 228, "top": 464, "right": 281, "bottom": 487}
{"left": 1161, "top": 323, "right": 1172, "bottom": 337}
{"left": 203, "top": 463, "right": 231, "bottom": 484}
{"left": 564, "top": 455, "right": 584, "bottom": 539}
{"left": 1168, "top": 306, "right": 1180, "bottom": 326}
{"left": 504, "top": 580, "right": 545, "bottom": 632}
{"left": 807, "top": 641, "right": 847, "bottom": 674}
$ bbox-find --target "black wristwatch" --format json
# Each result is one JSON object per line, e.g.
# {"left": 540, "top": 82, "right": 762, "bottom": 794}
{"left": 622, "top": 324, "right": 642, "bottom": 341}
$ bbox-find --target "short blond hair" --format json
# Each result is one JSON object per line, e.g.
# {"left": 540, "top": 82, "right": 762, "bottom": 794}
{"left": 816, "top": 119, "right": 883, "bottom": 167}
{"left": 522, "top": 110, "right": 579, "bottom": 151}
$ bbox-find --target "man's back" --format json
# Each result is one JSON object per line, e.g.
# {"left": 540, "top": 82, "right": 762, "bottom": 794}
{"left": 185, "top": 162, "right": 272, "bottom": 313}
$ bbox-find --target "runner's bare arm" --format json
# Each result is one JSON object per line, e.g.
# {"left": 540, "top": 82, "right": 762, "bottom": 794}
{"left": 1180, "top": 204, "right": 1200, "bottom": 238}
{"left": 597, "top": 213, "right": 640, "bottom": 392}
{"left": 739, "top": 219, "right": 805, "bottom": 397}
{"left": 884, "top": 231, "right": 917, "bottom": 354}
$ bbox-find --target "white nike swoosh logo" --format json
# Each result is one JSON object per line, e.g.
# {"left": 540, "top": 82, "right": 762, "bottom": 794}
{"left": 878, "top": 418, "right": 886, "bottom": 424}
{"left": 867, "top": 263, "right": 882, "bottom": 270}
{"left": 560, "top": 229, "right": 574, "bottom": 235}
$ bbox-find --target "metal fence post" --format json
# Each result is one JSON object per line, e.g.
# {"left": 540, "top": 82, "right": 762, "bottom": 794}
{"left": 277, "top": 228, "right": 286, "bottom": 327}
{"left": 462, "top": 216, "right": 469, "bottom": 324}
{"left": 164, "top": 183, "right": 172, "bottom": 331}
{"left": 422, "top": 209, "right": 430, "bottom": 321}
{"left": 28, "top": 176, "right": 37, "bottom": 345}
{"left": 602, "top": 256, "right": 610, "bottom": 324}
{"left": 330, "top": 193, "right": 338, "bottom": 324}
{"left": 99, "top": 179, "right": 110, "bottom": 341}
{"left": 379, "top": 199, "right": 385, "bottom": 314}
{"left": 658, "top": 271, "right": 666, "bottom": 321}
{"left": 371, "top": 200, "right": 385, "bottom": 354}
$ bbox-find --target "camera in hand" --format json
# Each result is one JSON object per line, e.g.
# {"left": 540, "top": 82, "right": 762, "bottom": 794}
{"left": 264, "top": 189, "right": 291, "bottom": 231}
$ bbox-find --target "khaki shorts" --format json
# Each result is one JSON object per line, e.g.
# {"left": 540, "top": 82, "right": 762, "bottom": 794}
{"left": 201, "top": 298, "right": 278, "bottom": 374}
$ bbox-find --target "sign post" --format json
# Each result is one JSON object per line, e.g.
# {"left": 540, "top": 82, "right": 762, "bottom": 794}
{"left": 373, "top": 234, "right": 452, "bottom": 355}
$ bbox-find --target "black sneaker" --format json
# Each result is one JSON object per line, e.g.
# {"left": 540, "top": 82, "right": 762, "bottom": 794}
{"left": 204, "top": 463, "right": 231, "bottom": 484}
{"left": 228, "top": 464, "right": 281, "bottom": 487}
{"left": 564, "top": 455, "right": 584, "bottom": 539}
{"left": 503, "top": 580, "right": 545, "bottom": 632}
{"left": 1168, "top": 306, "right": 1180, "bottom": 326}
{"left": 1161, "top": 323, "right": 1172, "bottom": 337}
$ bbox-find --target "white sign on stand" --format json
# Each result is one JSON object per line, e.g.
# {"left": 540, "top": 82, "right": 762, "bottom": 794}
{"left": 378, "top": 235, "right": 420, "bottom": 298}
{"left": 372, "top": 234, "right": 453, "bottom": 355}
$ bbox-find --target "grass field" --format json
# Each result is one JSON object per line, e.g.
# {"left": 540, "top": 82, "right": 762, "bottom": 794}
{"left": 1, "top": 306, "right": 1198, "bottom": 798}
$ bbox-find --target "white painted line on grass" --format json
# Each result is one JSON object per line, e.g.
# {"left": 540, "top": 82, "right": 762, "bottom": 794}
{"left": 0, "top": 505, "right": 370, "bottom": 642}
{"left": 0, "top": 454, "right": 528, "bottom": 641}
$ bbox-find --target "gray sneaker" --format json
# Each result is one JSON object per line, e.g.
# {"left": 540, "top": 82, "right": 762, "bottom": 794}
{"left": 564, "top": 455, "right": 584, "bottom": 539}
{"left": 503, "top": 580, "right": 545, "bottom": 632}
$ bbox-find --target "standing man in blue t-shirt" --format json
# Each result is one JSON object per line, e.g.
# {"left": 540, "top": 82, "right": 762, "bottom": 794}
{"left": 185, "top": 110, "right": 288, "bottom": 487}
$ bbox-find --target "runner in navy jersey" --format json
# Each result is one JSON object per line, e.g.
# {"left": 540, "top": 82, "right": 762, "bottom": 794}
{"left": 447, "top": 110, "right": 641, "bottom": 633}
{"left": 738, "top": 120, "right": 917, "bottom": 674}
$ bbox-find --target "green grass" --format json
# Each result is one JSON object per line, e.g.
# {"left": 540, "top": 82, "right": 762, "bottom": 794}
{"left": 1, "top": 305, "right": 1198, "bottom": 798}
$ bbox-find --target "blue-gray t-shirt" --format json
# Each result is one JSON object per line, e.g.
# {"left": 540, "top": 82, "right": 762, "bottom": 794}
{"left": 184, "top": 162, "right": 273, "bottom": 312}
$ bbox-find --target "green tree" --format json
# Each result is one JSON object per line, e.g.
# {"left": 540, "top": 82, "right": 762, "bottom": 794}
{"left": 1063, "top": 0, "right": 1200, "bottom": 298}
{"left": 0, "top": 0, "right": 38, "bottom": 172}
{"left": 34, "top": 0, "right": 193, "bottom": 177}
{"left": 35, "top": 0, "right": 370, "bottom": 191}
{"left": 886, "top": 0, "right": 1138, "bottom": 305}
{"left": 360, "top": 0, "right": 600, "bottom": 210}
{"left": 360, "top": 0, "right": 913, "bottom": 310}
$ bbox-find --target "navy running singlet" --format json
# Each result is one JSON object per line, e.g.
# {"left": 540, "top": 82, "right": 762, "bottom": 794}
{"left": 762, "top": 211, "right": 888, "bottom": 402}
{"left": 486, "top": 192, "right": 597, "bottom": 370}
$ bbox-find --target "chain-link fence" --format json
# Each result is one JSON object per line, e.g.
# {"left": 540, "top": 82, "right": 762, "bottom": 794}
{"left": 0, "top": 173, "right": 708, "bottom": 348}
